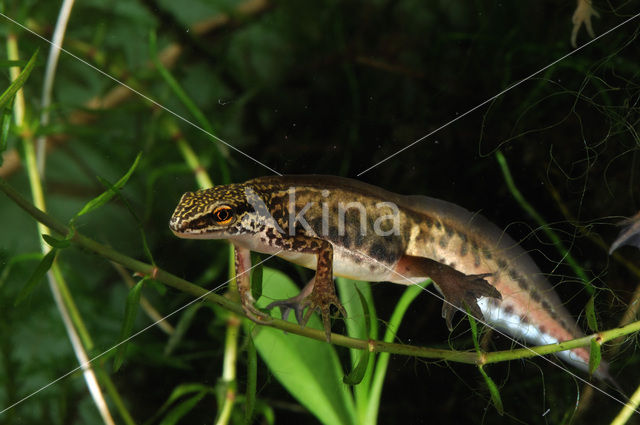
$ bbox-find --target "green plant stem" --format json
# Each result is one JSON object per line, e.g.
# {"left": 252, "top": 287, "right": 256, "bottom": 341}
{"left": 215, "top": 245, "right": 241, "bottom": 425}
{"left": 36, "top": 0, "right": 76, "bottom": 175}
{"left": 167, "top": 116, "right": 238, "bottom": 424}
{"left": 2, "top": 176, "right": 640, "bottom": 364}
{"left": 7, "top": 35, "right": 119, "bottom": 425}
{"left": 216, "top": 314, "right": 240, "bottom": 425}
{"left": 96, "top": 368, "right": 137, "bottom": 425}
{"left": 244, "top": 336, "right": 257, "bottom": 424}
{"left": 610, "top": 382, "right": 640, "bottom": 425}
{"left": 495, "top": 150, "right": 594, "bottom": 294}
{"left": 365, "top": 282, "right": 427, "bottom": 425}
{"left": 7, "top": 35, "right": 94, "bottom": 350}
{"left": 164, "top": 119, "right": 214, "bottom": 189}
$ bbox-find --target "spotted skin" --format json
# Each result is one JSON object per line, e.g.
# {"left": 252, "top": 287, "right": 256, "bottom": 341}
{"left": 170, "top": 175, "right": 607, "bottom": 379}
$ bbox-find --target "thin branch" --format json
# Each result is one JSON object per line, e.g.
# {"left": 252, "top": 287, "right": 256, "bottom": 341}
{"left": 36, "top": 0, "right": 75, "bottom": 176}
{"left": 2, "top": 175, "right": 639, "bottom": 366}
{"left": 7, "top": 35, "right": 115, "bottom": 425}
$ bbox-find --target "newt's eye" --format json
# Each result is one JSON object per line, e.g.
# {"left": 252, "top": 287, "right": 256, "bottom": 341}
{"left": 212, "top": 206, "right": 234, "bottom": 225}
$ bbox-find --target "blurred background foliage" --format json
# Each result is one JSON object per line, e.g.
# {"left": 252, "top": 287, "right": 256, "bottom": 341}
{"left": 0, "top": 0, "right": 639, "bottom": 424}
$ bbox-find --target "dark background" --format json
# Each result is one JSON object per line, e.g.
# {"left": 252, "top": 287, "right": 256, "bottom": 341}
{"left": 1, "top": 0, "right": 639, "bottom": 423}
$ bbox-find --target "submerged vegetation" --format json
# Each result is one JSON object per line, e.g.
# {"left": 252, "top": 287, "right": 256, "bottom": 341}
{"left": 0, "top": 0, "right": 639, "bottom": 424}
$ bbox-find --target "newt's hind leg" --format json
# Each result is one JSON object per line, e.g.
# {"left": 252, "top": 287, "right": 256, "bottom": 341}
{"left": 394, "top": 255, "right": 501, "bottom": 331}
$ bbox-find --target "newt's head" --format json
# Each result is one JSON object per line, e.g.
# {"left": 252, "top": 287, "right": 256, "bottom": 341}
{"left": 169, "top": 184, "right": 251, "bottom": 239}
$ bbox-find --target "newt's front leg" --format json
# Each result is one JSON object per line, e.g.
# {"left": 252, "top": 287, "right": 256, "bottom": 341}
{"left": 268, "top": 235, "right": 346, "bottom": 342}
{"left": 234, "top": 244, "right": 270, "bottom": 323}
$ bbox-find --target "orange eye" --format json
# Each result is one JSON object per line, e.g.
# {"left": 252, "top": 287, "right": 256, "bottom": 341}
{"left": 213, "top": 206, "right": 234, "bottom": 225}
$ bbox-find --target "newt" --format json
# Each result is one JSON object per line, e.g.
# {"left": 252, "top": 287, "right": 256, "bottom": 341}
{"left": 169, "top": 175, "right": 607, "bottom": 378}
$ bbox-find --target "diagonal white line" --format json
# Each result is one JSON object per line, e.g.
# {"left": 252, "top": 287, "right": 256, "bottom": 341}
{"left": 353, "top": 248, "right": 636, "bottom": 413}
{"left": 0, "top": 12, "right": 282, "bottom": 177}
{"left": 357, "top": 11, "right": 640, "bottom": 177}
{"left": 0, "top": 251, "right": 281, "bottom": 415}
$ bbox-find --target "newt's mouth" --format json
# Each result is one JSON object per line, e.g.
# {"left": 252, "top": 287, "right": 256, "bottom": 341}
{"left": 170, "top": 228, "right": 215, "bottom": 239}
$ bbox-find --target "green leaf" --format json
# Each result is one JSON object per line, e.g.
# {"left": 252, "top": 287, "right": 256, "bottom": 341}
{"left": 250, "top": 252, "right": 263, "bottom": 301}
{"left": 467, "top": 306, "right": 481, "bottom": 353}
{"left": 355, "top": 287, "right": 371, "bottom": 336}
{"left": 252, "top": 399, "right": 275, "bottom": 425}
{"left": 245, "top": 336, "right": 257, "bottom": 425}
{"left": 159, "top": 390, "right": 207, "bottom": 425}
{"left": 478, "top": 365, "right": 504, "bottom": 415}
{"left": 585, "top": 296, "right": 599, "bottom": 332}
{"left": 139, "top": 228, "right": 155, "bottom": 266}
{"left": 42, "top": 234, "right": 71, "bottom": 249}
{"left": 342, "top": 287, "right": 372, "bottom": 385}
{"left": 343, "top": 349, "right": 370, "bottom": 386}
{"left": 15, "top": 249, "right": 56, "bottom": 306}
{"left": 251, "top": 268, "right": 357, "bottom": 425}
{"left": 0, "top": 104, "right": 12, "bottom": 165}
{"left": 336, "top": 278, "right": 377, "bottom": 417}
{"left": 113, "top": 278, "right": 146, "bottom": 371}
{"left": 588, "top": 338, "right": 602, "bottom": 376}
{"left": 0, "top": 49, "right": 39, "bottom": 111}
{"left": 75, "top": 152, "right": 142, "bottom": 217}
{"left": 157, "top": 383, "right": 212, "bottom": 415}
{"left": 336, "top": 278, "right": 378, "bottom": 347}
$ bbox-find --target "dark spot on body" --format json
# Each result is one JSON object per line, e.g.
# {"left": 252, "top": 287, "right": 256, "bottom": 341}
{"left": 541, "top": 300, "right": 551, "bottom": 311}
{"left": 435, "top": 221, "right": 442, "bottom": 230}
{"left": 444, "top": 225, "right": 454, "bottom": 238}
{"left": 309, "top": 217, "right": 323, "bottom": 234}
{"left": 449, "top": 262, "right": 456, "bottom": 268}
{"left": 530, "top": 290, "right": 541, "bottom": 302}
{"left": 369, "top": 241, "right": 387, "bottom": 260}
{"left": 520, "top": 315, "right": 530, "bottom": 325}
{"left": 471, "top": 241, "right": 480, "bottom": 267}
{"left": 328, "top": 226, "right": 338, "bottom": 240}
{"left": 503, "top": 305, "right": 514, "bottom": 314}
{"left": 538, "top": 325, "right": 547, "bottom": 334}
{"left": 354, "top": 232, "right": 365, "bottom": 247}
{"left": 291, "top": 238, "right": 305, "bottom": 250}
{"left": 460, "top": 243, "right": 468, "bottom": 257}
{"left": 439, "top": 237, "right": 448, "bottom": 249}
{"left": 482, "top": 246, "right": 492, "bottom": 260}
{"left": 508, "top": 269, "right": 519, "bottom": 281}
{"left": 497, "top": 259, "right": 507, "bottom": 270}
{"left": 517, "top": 278, "right": 528, "bottom": 290}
